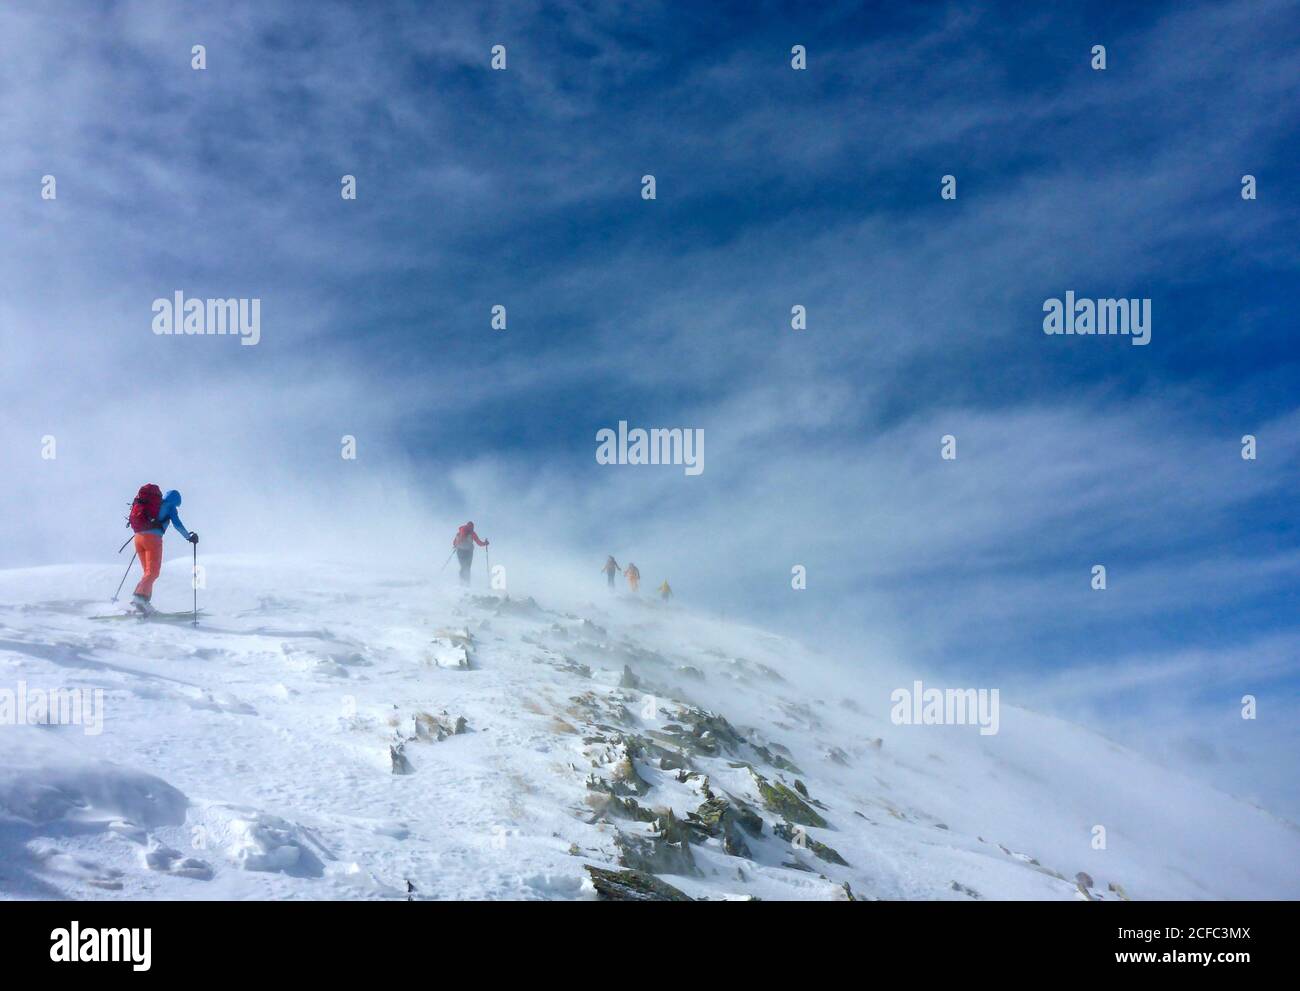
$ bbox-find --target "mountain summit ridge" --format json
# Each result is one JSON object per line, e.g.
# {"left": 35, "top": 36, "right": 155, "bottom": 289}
{"left": 0, "top": 558, "right": 1294, "bottom": 901}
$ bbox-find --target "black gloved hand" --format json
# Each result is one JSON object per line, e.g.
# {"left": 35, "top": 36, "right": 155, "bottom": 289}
{"left": 188, "top": 533, "right": 199, "bottom": 544}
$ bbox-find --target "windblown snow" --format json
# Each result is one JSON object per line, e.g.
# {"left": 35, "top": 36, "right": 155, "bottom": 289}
{"left": 1, "top": 558, "right": 1295, "bottom": 901}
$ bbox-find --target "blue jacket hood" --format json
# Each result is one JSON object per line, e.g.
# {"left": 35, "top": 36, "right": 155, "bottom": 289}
{"left": 164, "top": 490, "right": 182, "bottom": 507}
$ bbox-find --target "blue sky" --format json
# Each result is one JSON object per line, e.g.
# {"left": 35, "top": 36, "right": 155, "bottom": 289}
{"left": 1, "top": 0, "right": 1297, "bottom": 814}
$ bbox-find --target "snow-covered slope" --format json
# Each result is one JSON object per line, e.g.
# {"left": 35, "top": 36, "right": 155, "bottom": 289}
{"left": 1, "top": 558, "right": 1296, "bottom": 901}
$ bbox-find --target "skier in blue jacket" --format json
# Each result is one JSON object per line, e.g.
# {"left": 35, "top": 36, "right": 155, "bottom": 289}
{"left": 131, "top": 489, "right": 197, "bottom": 614}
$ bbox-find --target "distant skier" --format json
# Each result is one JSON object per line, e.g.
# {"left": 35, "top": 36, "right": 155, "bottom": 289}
{"left": 126, "top": 485, "right": 197, "bottom": 615}
{"left": 624, "top": 562, "right": 640, "bottom": 594}
{"left": 601, "top": 555, "right": 622, "bottom": 590}
{"left": 657, "top": 580, "right": 672, "bottom": 601}
{"left": 452, "top": 521, "right": 488, "bottom": 585}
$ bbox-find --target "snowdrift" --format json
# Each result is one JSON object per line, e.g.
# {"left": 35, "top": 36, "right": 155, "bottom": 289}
{"left": 0, "top": 558, "right": 1295, "bottom": 900}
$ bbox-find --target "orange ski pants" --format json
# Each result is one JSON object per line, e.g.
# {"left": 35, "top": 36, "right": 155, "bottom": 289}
{"left": 132, "top": 533, "right": 164, "bottom": 599}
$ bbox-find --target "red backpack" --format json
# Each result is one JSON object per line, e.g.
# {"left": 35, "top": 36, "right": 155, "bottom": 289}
{"left": 128, "top": 484, "right": 164, "bottom": 533}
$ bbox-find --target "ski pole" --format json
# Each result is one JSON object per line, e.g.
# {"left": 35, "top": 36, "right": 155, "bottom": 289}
{"left": 485, "top": 546, "right": 491, "bottom": 589}
{"left": 439, "top": 547, "right": 457, "bottom": 573}
{"left": 192, "top": 540, "right": 198, "bottom": 627}
{"left": 117, "top": 535, "right": 134, "bottom": 554}
{"left": 112, "top": 553, "right": 137, "bottom": 601}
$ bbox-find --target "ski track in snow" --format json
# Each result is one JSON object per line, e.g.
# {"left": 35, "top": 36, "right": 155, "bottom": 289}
{"left": 0, "top": 558, "right": 1296, "bottom": 901}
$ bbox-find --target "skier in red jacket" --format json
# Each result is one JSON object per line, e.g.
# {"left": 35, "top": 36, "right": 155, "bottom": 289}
{"left": 452, "top": 521, "right": 488, "bottom": 585}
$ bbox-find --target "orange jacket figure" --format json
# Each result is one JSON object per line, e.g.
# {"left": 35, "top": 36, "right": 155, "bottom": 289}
{"left": 625, "top": 563, "right": 640, "bottom": 593}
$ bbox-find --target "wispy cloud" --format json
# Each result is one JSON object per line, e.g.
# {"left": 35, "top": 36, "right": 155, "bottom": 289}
{"left": 0, "top": 0, "right": 1296, "bottom": 815}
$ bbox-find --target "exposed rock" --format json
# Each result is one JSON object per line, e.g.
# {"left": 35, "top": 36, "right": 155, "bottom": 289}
{"left": 585, "top": 866, "right": 693, "bottom": 902}
{"left": 716, "top": 655, "right": 785, "bottom": 685}
{"left": 585, "top": 781, "right": 659, "bottom": 824}
{"left": 431, "top": 627, "right": 473, "bottom": 646}
{"left": 648, "top": 743, "right": 691, "bottom": 773}
{"left": 614, "top": 812, "right": 699, "bottom": 876}
{"left": 414, "top": 711, "right": 468, "bottom": 741}
{"left": 533, "top": 651, "right": 591, "bottom": 678}
{"left": 674, "top": 770, "right": 713, "bottom": 800}
{"left": 997, "top": 843, "right": 1040, "bottom": 866}
{"left": 950, "top": 880, "right": 982, "bottom": 899}
{"left": 1075, "top": 871, "right": 1094, "bottom": 889}
{"left": 751, "top": 770, "right": 828, "bottom": 828}
{"left": 645, "top": 705, "right": 803, "bottom": 776}
{"left": 610, "top": 754, "right": 652, "bottom": 798}
{"left": 581, "top": 728, "right": 657, "bottom": 803}
{"left": 726, "top": 796, "right": 764, "bottom": 836}
{"left": 686, "top": 799, "right": 726, "bottom": 834}
{"left": 652, "top": 705, "right": 748, "bottom": 758}
{"left": 389, "top": 745, "right": 413, "bottom": 775}
{"left": 476, "top": 594, "right": 545, "bottom": 616}
{"left": 567, "top": 694, "right": 628, "bottom": 733}
{"left": 425, "top": 635, "right": 472, "bottom": 670}
{"left": 773, "top": 821, "right": 849, "bottom": 866}
{"left": 686, "top": 796, "right": 762, "bottom": 858}
{"left": 618, "top": 642, "right": 670, "bottom": 668}
{"left": 751, "top": 742, "right": 803, "bottom": 774}
{"left": 777, "top": 699, "right": 825, "bottom": 731}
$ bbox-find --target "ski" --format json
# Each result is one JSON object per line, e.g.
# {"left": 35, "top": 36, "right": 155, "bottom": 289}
{"left": 90, "top": 610, "right": 206, "bottom": 622}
